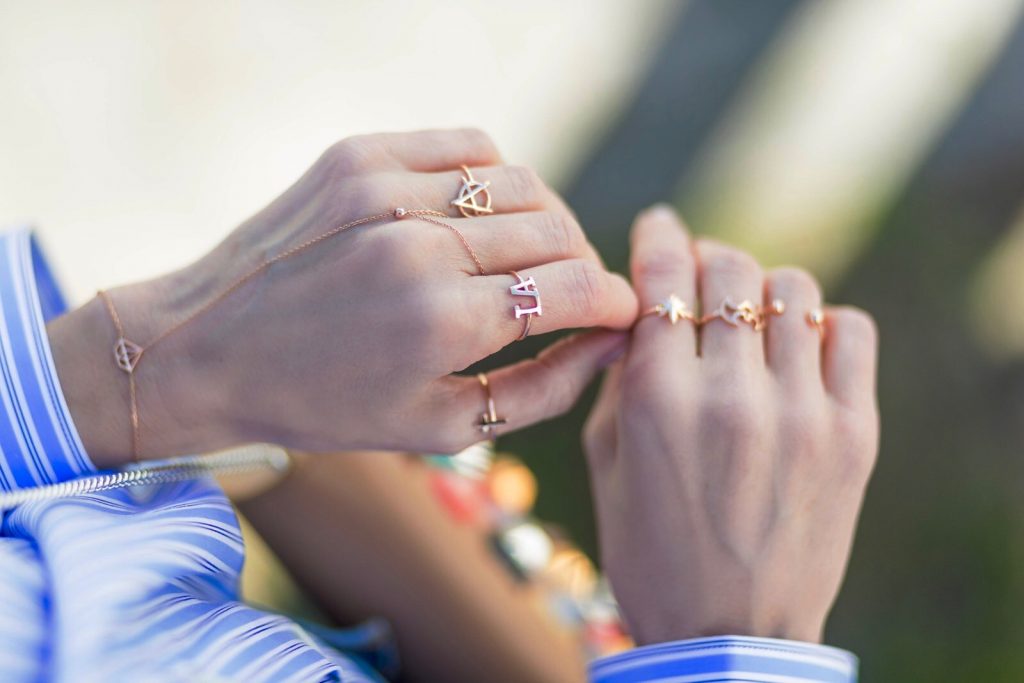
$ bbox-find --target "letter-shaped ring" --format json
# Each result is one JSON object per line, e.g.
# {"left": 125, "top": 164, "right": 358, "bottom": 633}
{"left": 509, "top": 270, "right": 542, "bottom": 340}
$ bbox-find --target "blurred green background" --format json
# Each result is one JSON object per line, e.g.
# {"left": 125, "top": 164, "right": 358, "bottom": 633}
{"left": 3, "top": 1, "right": 1023, "bottom": 680}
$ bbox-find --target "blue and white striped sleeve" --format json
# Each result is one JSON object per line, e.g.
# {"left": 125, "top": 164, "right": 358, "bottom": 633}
{"left": 0, "top": 226, "right": 95, "bottom": 491}
{"left": 589, "top": 635, "right": 858, "bottom": 682}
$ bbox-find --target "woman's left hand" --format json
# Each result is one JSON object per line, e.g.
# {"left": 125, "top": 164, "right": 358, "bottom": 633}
{"left": 49, "top": 129, "right": 637, "bottom": 465}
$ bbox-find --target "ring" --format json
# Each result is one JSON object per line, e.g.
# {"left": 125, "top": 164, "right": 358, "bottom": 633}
{"left": 451, "top": 165, "right": 493, "bottom": 217}
{"left": 642, "top": 294, "right": 695, "bottom": 325}
{"left": 509, "top": 270, "right": 542, "bottom": 340}
{"left": 807, "top": 308, "right": 826, "bottom": 338}
{"left": 699, "top": 297, "right": 785, "bottom": 332}
{"left": 476, "top": 373, "right": 507, "bottom": 436}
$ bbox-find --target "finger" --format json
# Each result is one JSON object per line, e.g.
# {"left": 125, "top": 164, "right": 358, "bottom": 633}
{"left": 374, "top": 128, "right": 503, "bottom": 172}
{"left": 629, "top": 205, "right": 698, "bottom": 361}
{"left": 473, "top": 259, "right": 639, "bottom": 352}
{"left": 764, "top": 267, "right": 824, "bottom": 385}
{"left": 456, "top": 211, "right": 599, "bottom": 272}
{"left": 822, "top": 306, "right": 878, "bottom": 408}
{"left": 397, "top": 165, "right": 561, "bottom": 216}
{"left": 696, "top": 239, "right": 765, "bottom": 365}
{"left": 583, "top": 358, "right": 624, "bottom": 467}
{"left": 439, "top": 330, "right": 629, "bottom": 448}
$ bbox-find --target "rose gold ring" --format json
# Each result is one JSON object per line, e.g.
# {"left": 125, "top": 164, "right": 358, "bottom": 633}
{"left": 508, "top": 270, "right": 542, "bottom": 340}
{"left": 807, "top": 308, "right": 826, "bottom": 339}
{"left": 699, "top": 297, "right": 785, "bottom": 332}
{"left": 451, "top": 165, "right": 493, "bottom": 217}
{"left": 642, "top": 294, "right": 696, "bottom": 325}
{"left": 476, "top": 372, "right": 507, "bottom": 436}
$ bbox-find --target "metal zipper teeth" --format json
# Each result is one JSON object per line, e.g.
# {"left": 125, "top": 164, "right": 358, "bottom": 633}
{"left": 0, "top": 447, "right": 290, "bottom": 511}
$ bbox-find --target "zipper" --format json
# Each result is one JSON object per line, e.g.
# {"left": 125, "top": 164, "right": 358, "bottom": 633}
{"left": 0, "top": 445, "right": 290, "bottom": 511}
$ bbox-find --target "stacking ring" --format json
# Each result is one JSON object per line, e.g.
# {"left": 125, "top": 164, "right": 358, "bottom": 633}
{"left": 475, "top": 372, "right": 507, "bottom": 436}
{"left": 700, "top": 297, "right": 785, "bottom": 332}
{"left": 451, "top": 165, "right": 493, "bottom": 217}
{"left": 642, "top": 294, "right": 695, "bottom": 325}
{"left": 509, "top": 270, "right": 542, "bottom": 340}
{"left": 807, "top": 308, "right": 826, "bottom": 338}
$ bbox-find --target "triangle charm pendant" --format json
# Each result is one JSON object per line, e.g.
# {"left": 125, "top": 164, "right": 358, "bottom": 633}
{"left": 114, "top": 338, "right": 143, "bottom": 373}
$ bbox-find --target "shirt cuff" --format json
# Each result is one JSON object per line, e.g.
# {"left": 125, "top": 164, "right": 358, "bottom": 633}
{"left": 0, "top": 226, "right": 96, "bottom": 490}
{"left": 589, "top": 635, "right": 858, "bottom": 683}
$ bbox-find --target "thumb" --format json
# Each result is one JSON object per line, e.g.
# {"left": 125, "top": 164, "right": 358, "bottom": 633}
{"left": 438, "top": 330, "right": 628, "bottom": 448}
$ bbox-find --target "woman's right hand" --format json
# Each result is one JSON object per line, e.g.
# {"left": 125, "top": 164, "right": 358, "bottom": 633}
{"left": 50, "top": 129, "right": 637, "bottom": 466}
{"left": 584, "top": 206, "right": 879, "bottom": 646}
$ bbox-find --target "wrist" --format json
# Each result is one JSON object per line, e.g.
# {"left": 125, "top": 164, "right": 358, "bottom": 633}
{"left": 48, "top": 274, "right": 239, "bottom": 467}
{"left": 624, "top": 584, "right": 826, "bottom": 647}
{"left": 633, "top": 612, "right": 825, "bottom": 647}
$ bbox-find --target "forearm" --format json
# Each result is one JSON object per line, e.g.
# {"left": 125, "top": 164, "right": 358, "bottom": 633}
{"left": 237, "top": 451, "right": 585, "bottom": 683}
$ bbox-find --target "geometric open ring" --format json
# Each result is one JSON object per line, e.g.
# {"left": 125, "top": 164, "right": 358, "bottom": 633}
{"left": 698, "top": 297, "right": 784, "bottom": 332}
{"left": 475, "top": 372, "right": 507, "bottom": 436}
{"left": 508, "top": 270, "right": 542, "bottom": 340}
{"left": 451, "top": 164, "right": 493, "bottom": 218}
{"left": 642, "top": 294, "right": 695, "bottom": 325}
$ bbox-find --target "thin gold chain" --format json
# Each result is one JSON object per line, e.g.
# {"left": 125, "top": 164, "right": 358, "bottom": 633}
{"left": 98, "top": 207, "right": 485, "bottom": 461}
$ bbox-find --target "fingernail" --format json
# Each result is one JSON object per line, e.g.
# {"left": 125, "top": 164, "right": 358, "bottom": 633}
{"left": 644, "top": 203, "right": 678, "bottom": 222}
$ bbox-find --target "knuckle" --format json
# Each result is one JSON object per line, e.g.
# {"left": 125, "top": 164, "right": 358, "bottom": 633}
{"left": 619, "top": 366, "right": 676, "bottom": 418}
{"left": 833, "top": 406, "right": 879, "bottom": 478}
{"left": 700, "top": 389, "right": 764, "bottom": 446}
{"left": 568, "top": 260, "right": 609, "bottom": 320}
{"left": 506, "top": 165, "right": 544, "bottom": 205}
{"left": 542, "top": 210, "right": 584, "bottom": 258}
{"left": 343, "top": 177, "right": 387, "bottom": 215}
{"left": 373, "top": 231, "right": 423, "bottom": 276}
{"left": 777, "top": 399, "right": 827, "bottom": 449}
{"left": 408, "top": 294, "right": 451, "bottom": 342}
{"left": 431, "top": 424, "right": 473, "bottom": 455}
{"left": 321, "top": 137, "right": 376, "bottom": 177}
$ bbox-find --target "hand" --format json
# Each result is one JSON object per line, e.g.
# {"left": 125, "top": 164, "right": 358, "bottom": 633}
{"left": 49, "top": 129, "right": 636, "bottom": 466}
{"left": 583, "top": 206, "right": 879, "bottom": 645}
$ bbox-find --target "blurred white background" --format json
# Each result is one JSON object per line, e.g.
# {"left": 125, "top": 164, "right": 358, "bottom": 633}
{"left": 3, "top": 0, "right": 1023, "bottom": 355}
{"left": 0, "top": 0, "right": 672, "bottom": 301}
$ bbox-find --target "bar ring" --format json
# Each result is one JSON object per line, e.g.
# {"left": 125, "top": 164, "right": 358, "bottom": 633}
{"left": 642, "top": 294, "right": 695, "bottom": 325}
{"left": 476, "top": 373, "right": 507, "bottom": 436}
{"left": 807, "top": 308, "right": 826, "bottom": 338}
{"left": 509, "top": 270, "right": 542, "bottom": 340}
{"left": 451, "top": 165, "right": 493, "bottom": 217}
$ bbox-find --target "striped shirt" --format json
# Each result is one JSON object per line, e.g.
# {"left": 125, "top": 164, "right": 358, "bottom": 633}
{"left": 0, "top": 226, "right": 389, "bottom": 682}
{"left": 590, "top": 636, "right": 857, "bottom": 682}
{"left": 0, "top": 225, "right": 858, "bottom": 682}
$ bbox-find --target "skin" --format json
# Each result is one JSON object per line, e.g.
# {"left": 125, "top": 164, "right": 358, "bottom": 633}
{"left": 45, "top": 129, "right": 637, "bottom": 468}
{"left": 584, "top": 206, "right": 880, "bottom": 645}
